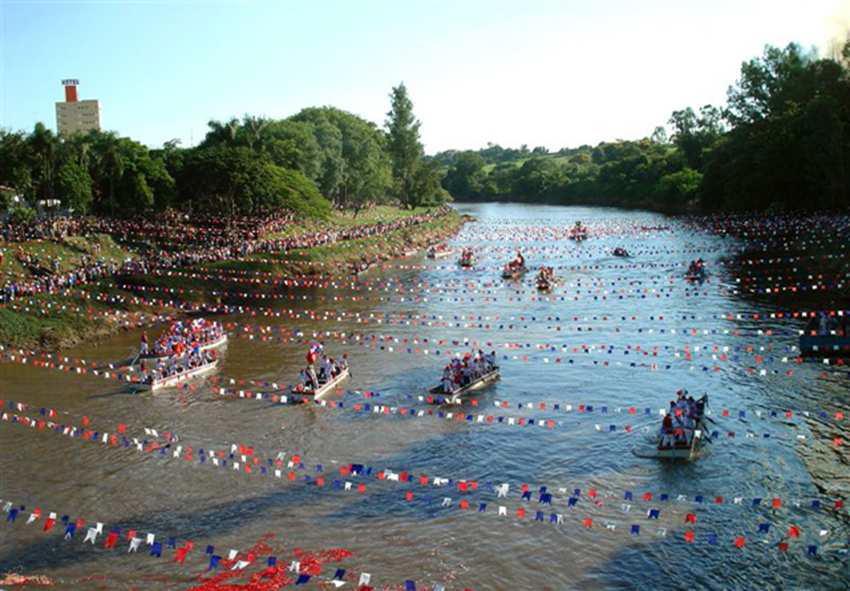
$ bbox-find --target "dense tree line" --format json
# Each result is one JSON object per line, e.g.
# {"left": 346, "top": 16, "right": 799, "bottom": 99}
{"left": 0, "top": 84, "right": 447, "bottom": 220}
{"left": 438, "top": 41, "right": 850, "bottom": 212}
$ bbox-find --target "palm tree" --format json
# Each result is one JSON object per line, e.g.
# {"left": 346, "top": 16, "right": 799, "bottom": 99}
{"left": 242, "top": 115, "right": 269, "bottom": 151}
{"left": 204, "top": 118, "right": 240, "bottom": 147}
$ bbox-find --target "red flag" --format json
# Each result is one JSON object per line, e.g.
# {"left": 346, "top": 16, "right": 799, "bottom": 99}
{"left": 43, "top": 518, "right": 56, "bottom": 532}
{"left": 684, "top": 530, "right": 695, "bottom": 543}
{"left": 685, "top": 513, "right": 697, "bottom": 524}
{"left": 104, "top": 531, "right": 119, "bottom": 549}
{"left": 734, "top": 536, "right": 746, "bottom": 548}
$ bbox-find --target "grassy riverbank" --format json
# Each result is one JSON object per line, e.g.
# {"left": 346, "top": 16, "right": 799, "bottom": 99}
{"left": 0, "top": 207, "right": 466, "bottom": 349}
{"left": 210, "top": 208, "right": 466, "bottom": 276}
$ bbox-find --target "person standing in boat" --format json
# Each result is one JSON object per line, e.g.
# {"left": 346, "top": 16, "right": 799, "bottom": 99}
{"left": 139, "top": 332, "right": 149, "bottom": 357}
{"left": 659, "top": 413, "right": 674, "bottom": 449}
{"left": 441, "top": 365, "right": 454, "bottom": 394}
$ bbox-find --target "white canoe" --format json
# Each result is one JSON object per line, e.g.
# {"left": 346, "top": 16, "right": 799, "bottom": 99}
{"left": 305, "top": 368, "right": 350, "bottom": 400}
{"left": 428, "top": 369, "right": 500, "bottom": 404}
{"left": 428, "top": 249, "right": 454, "bottom": 259}
{"left": 141, "top": 333, "right": 228, "bottom": 362}
{"left": 143, "top": 360, "right": 219, "bottom": 392}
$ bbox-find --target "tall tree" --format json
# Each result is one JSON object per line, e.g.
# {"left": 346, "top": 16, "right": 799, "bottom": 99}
{"left": 385, "top": 83, "right": 424, "bottom": 207}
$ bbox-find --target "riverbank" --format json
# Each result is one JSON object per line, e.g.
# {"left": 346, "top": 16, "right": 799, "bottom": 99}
{"left": 0, "top": 207, "right": 466, "bottom": 350}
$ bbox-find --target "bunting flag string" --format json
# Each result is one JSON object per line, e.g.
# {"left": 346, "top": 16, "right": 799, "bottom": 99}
{"left": 110, "top": 277, "right": 850, "bottom": 304}
{"left": 394, "top": 490, "right": 847, "bottom": 560}
{"left": 23, "top": 287, "right": 848, "bottom": 335}
{"left": 3, "top": 402, "right": 847, "bottom": 524}
{"left": 130, "top": 264, "right": 850, "bottom": 295}
{"left": 0, "top": 497, "right": 424, "bottom": 591}
{"left": 5, "top": 338, "right": 844, "bottom": 398}
{"left": 189, "top": 249, "right": 850, "bottom": 280}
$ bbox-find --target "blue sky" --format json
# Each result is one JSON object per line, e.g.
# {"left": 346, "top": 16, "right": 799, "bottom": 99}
{"left": 1, "top": 0, "right": 847, "bottom": 152}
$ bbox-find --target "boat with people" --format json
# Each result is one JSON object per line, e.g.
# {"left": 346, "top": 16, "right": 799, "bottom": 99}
{"left": 536, "top": 266, "right": 555, "bottom": 291}
{"left": 458, "top": 247, "right": 475, "bottom": 267}
{"left": 292, "top": 342, "right": 350, "bottom": 400}
{"left": 800, "top": 313, "right": 850, "bottom": 357}
{"left": 137, "top": 350, "right": 220, "bottom": 392}
{"left": 428, "top": 350, "right": 500, "bottom": 403}
{"left": 138, "top": 318, "right": 227, "bottom": 362}
{"left": 612, "top": 247, "right": 630, "bottom": 257}
{"left": 568, "top": 221, "right": 588, "bottom": 241}
{"left": 685, "top": 258, "right": 708, "bottom": 282}
{"left": 635, "top": 391, "right": 709, "bottom": 461}
{"left": 427, "top": 244, "right": 454, "bottom": 259}
{"left": 501, "top": 250, "right": 527, "bottom": 279}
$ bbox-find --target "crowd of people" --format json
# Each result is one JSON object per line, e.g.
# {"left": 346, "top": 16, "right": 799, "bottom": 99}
{"left": 657, "top": 390, "right": 706, "bottom": 449}
{"left": 0, "top": 206, "right": 453, "bottom": 302}
{"left": 294, "top": 343, "right": 349, "bottom": 393}
{"left": 1, "top": 256, "right": 120, "bottom": 303}
{"left": 141, "top": 349, "right": 217, "bottom": 386}
{"left": 139, "top": 318, "right": 224, "bottom": 359}
{"left": 438, "top": 350, "right": 498, "bottom": 394}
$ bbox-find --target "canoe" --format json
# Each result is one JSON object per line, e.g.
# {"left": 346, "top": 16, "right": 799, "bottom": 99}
{"left": 501, "top": 266, "right": 527, "bottom": 279}
{"left": 458, "top": 258, "right": 475, "bottom": 267}
{"left": 685, "top": 272, "right": 708, "bottom": 282}
{"left": 428, "top": 368, "right": 500, "bottom": 404}
{"left": 428, "top": 249, "right": 454, "bottom": 259}
{"left": 304, "top": 368, "right": 350, "bottom": 400}
{"left": 799, "top": 334, "right": 850, "bottom": 357}
{"left": 143, "top": 360, "right": 219, "bottom": 392}
{"left": 646, "top": 417, "right": 708, "bottom": 461}
{"left": 141, "top": 333, "right": 228, "bottom": 362}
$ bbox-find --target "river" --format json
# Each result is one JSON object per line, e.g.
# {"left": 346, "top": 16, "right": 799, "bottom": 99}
{"left": 0, "top": 203, "right": 848, "bottom": 590}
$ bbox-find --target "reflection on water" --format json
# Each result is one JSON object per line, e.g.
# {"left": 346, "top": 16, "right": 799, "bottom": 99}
{"left": 0, "top": 203, "right": 848, "bottom": 590}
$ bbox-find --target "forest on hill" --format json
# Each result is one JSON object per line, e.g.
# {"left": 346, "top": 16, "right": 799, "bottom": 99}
{"left": 435, "top": 42, "right": 850, "bottom": 212}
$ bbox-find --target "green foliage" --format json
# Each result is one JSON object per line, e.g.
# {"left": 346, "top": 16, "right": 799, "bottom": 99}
{"left": 702, "top": 43, "right": 850, "bottom": 210}
{"left": 55, "top": 160, "right": 93, "bottom": 213}
{"left": 385, "top": 83, "right": 423, "bottom": 207}
{"left": 9, "top": 205, "right": 37, "bottom": 224}
{"left": 439, "top": 42, "right": 850, "bottom": 213}
{"left": 177, "top": 146, "right": 330, "bottom": 217}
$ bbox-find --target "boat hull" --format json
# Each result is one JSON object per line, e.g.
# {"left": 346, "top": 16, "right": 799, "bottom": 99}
{"left": 307, "top": 368, "right": 350, "bottom": 400}
{"left": 501, "top": 267, "right": 527, "bottom": 280}
{"left": 428, "top": 369, "right": 500, "bottom": 404}
{"left": 652, "top": 419, "right": 707, "bottom": 461}
{"left": 428, "top": 249, "right": 453, "bottom": 259}
{"left": 144, "top": 360, "right": 219, "bottom": 392}
{"left": 799, "top": 334, "right": 850, "bottom": 357}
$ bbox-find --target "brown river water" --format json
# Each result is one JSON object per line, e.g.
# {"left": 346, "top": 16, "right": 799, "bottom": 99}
{"left": 1, "top": 203, "right": 848, "bottom": 590}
